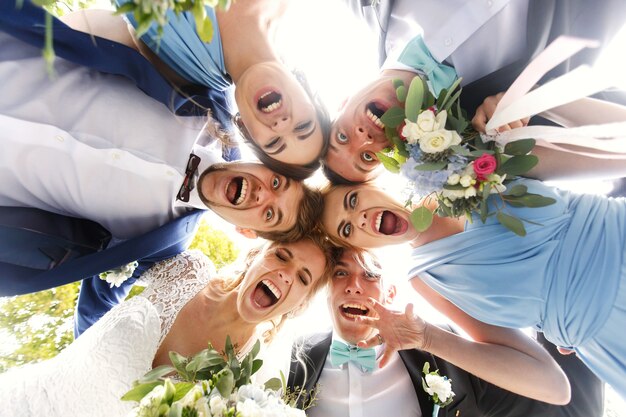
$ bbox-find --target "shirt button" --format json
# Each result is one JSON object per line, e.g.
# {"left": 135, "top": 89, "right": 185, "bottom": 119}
{"left": 111, "top": 152, "right": 121, "bottom": 160}
{"left": 444, "top": 37, "right": 453, "bottom": 47}
{"left": 54, "top": 135, "right": 64, "bottom": 142}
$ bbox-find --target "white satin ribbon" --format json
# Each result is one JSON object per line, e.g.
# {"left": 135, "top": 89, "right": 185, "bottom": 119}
{"left": 483, "top": 36, "right": 626, "bottom": 159}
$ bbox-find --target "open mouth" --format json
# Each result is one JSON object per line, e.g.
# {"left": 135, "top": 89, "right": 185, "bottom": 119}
{"left": 258, "top": 91, "right": 283, "bottom": 113}
{"left": 366, "top": 102, "right": 386, "bottom": 130}
{"left": 225, "top": 177, "right": 248, "bottom": 206}
{"left": 373, "top": 210, "right": 408, "bottom": 235}
{"left": 341, "top": 302, "right": 369, "bottom": 319}
{"left": 253, "top": 279, "right": 282, "bottom": 308}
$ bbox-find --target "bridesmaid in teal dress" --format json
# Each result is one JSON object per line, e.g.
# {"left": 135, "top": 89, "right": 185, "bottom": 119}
{"left": 60, "top": 0, "right": 330, "bottom": 179}
{"left": 321, "top": 178, "right": 626, "bottom": 400}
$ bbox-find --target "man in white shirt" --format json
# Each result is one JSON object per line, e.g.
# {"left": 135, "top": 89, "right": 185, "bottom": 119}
{"left": 324, "top": 0, "right": 626, "bottom": 182}
{"left": 288, "top": 248, "right": 604, "bottom": 417}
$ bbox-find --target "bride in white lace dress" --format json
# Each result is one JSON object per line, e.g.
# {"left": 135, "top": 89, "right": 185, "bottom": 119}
{"left": 0, "top": 237, "right": 331, "bottom": 417}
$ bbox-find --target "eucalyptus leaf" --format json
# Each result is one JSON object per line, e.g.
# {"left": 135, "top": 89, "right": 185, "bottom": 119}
{"left": 496, "top": 212, "right": 526, "bottom": 236}
{"left": 424, "top": 91, "right": 436, "bottom": 109}
{"left": 121, "top": 381, "right": 163, "bottom": 402}
{"left": 469, "top": 149, "right": 495, "bottom": 157}
{"left": 172, "top": 382, "right": 196, "bottom": 402}
{"left": 392, "top": 78, "right": 405, "bottom": 89}
{"left": 390, "top": 135, "right": 409, "bottom": 157}
{"left": 215, "top": 369, "right": 235, "bottom": 397}
{"left": 505, "top": 184, "right": 527, "bottom": 197}
{"left": 499, "top": 155, "right": 538, "bottom": 176}
{"left": 410, "top": 207, "right": 433, "bottom": 232}
{"left": 251, "top": 359, "right": 263, "bottom": 375}
{"left": 264, "top": 377, "right": 282, "bottom": 391}
{"left": 405, "top": 76, "right": 425, "bottom": 122}
{"left": 504, "top": 139, "right": 536, "bottom": 156}
{"left": 480, "top": 183, "right": 491, "bottom": 223}
{"left": 396, "top": 85, "right": 407, "bottom": 102}
{"left": 376, "top": 152, "right": 400, "bottom": 173}
{"left": 435, "top": 88, "right": 448, "bottom": 111}
{"left": 516, "top": 194, "right": 557, "bottom": 207}
{"left": 138, "top": 365, "right": 175, "bottom": 384}
{"left": 449, "top": 145, "right": 472, "bottom": 156}
{"left": 442, "top": 89, "right": 462, "bottom": 113}
{"left": 169, "top": 351, "right": 189, "bottom": 375}
{"left": 414, "top": 161, "right": 447, "bottom": 171}
{"left": 381, "top": 107, "right": 405, "bottom": 129}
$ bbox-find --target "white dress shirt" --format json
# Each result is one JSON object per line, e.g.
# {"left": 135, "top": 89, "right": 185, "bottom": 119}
{"left": 308, "top": 336, "right": 421, "bottom": 417}
{"left": 0, "top": 32, "right": 222, "bottom": 239}
{"left": 383, "top": 0, "right": 529, "bottom": 85}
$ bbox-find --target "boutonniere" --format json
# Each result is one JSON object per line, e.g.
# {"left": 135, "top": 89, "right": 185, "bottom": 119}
{"left": 99, "top": 261, "right": 138, "bottom": 288}
{"left": 422, "top": 362, "right": 455, "bottom": 417}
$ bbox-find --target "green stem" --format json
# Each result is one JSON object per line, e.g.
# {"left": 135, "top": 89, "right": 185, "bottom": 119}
{"left": 43, "top": 11, "right": 56, "bottom": 77}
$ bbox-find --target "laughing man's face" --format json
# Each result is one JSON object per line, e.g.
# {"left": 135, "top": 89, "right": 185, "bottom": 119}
{"left": 199, "top": 162, "right": 303, "bottom": 233}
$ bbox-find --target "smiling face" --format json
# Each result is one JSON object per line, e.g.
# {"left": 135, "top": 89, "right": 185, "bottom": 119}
{"left": 322, "top": 184, "right": 419, "bottom": 248}
{"left": 237, "top": 240, "right": 327, "bottom": 324}
{"left": 323, "top": 76, "right": 404, "bottom": 182}
{"left": 328, "top": 249, "right": 393, "bottom": 344}
{"left": 199, "top": 162, "right": 304, "bottom": 233}
{"left": 234, "top": 62, "right": 324, "bottom": 166}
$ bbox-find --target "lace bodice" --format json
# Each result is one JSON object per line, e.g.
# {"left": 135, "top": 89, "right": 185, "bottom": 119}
{"left": 140, "top": 250, "right": 216, "bottom": 346}
{"left": 0, "top": 250, "right": 215, "bottom": 417}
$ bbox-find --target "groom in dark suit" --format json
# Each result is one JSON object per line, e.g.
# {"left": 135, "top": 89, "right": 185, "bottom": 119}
{"left": 324, "top": 0, "right": 626, "bottom": 183}
{"left": 0, "top": 2, "right": 321, "bottom": 336}
{"left": 288, "top": 248, "right": 603, "bottom": 417}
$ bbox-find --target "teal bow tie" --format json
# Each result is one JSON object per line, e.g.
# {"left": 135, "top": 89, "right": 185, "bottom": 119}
{"left": 397, "top": 35, "right": 458, "bottom": 96}
{"left": 329, "top": 340, "right": 377, "bottom": 372}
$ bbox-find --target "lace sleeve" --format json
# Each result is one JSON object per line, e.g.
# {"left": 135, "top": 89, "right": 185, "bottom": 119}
{"left": 139, "top": 250, "right": 215, "bottom": 343}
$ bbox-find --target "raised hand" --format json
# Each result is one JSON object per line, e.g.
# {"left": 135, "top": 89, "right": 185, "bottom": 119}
{"left": 472, "top": 92, "right": 530, "bottom": 133}
{"left": 355, "top": 298, "right": 430, "bottom": 368}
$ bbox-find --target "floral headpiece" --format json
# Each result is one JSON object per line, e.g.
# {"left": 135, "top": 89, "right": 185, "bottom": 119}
{"left": 376, "top": 76, "right": 555, "bottom": 236}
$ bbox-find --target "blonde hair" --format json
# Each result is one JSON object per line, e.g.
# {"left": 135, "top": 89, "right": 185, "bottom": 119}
{"left": 209, "top": 234, "right": 339, "bottom": 344}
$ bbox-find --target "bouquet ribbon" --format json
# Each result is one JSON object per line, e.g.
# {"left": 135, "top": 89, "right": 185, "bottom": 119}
{"left": 484, "top": 36, "right": 626, "bottom": 159}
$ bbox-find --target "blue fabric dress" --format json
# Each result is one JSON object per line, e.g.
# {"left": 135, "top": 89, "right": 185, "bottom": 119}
{"left": 409, "top": 179, "right": 626, "bottom": 398}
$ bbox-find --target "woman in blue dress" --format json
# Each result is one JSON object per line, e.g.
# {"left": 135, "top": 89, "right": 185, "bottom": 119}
{"left": 320, "top": 178, "right": 626, "bottom": 400}
{"left": 60, "top": 0, "right": 330, "bottom": 179}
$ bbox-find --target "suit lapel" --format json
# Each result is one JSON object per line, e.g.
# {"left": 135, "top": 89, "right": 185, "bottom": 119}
{"left": 399, "top": 350, "right": 436, "bottom": 417}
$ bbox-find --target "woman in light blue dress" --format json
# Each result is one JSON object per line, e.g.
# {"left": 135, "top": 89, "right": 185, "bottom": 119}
{"left": 321, "top": 178, "right": 626, "bottom": 400}
{"left": 61, "top": 0, "right": 330, "bottom": 179}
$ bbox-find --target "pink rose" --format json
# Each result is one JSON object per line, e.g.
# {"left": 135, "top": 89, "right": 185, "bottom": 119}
{"left": 473, "top": 154, "right": 497, "bottom": 181}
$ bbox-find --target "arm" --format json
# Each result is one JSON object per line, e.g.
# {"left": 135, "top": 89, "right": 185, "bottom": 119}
{"left": 358, "top": 277, "right": 571, "bottom": 405}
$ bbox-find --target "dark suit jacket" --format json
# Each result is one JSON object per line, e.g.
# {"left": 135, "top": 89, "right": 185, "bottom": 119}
{"left": 343, "top": 0, "right": 626, "bottom": 116}
{"left": 288, "top": 330, "right": 604, "bottom": 417}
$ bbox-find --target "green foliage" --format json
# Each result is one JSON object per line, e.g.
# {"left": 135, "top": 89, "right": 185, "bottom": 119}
{"left": 0, "top": 282, "right": 79, "bottom": 372}
{"left": 0, "top": 219, "right": 237, "bottom": 372}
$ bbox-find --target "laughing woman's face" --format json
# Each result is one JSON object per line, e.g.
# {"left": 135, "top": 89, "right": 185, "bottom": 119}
{"left": 234, "top": 62, "right": 323, "bottom": 166}
{"left": 322, "top": 185, "right": 420, "bottom": 248}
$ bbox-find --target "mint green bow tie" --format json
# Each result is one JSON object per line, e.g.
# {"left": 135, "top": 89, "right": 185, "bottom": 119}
{"left": 329, "top": 340, "right": 377, "bottom": 372}
{"left": 397, "top": 35, "right": 458, "bottom": 96}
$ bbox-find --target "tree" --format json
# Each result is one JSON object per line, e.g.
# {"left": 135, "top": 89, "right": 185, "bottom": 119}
{"left": 0, "top": 220, "right": 238, "bottom": 372}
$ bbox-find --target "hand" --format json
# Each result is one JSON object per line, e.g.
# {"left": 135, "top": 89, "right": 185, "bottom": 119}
{"left": 472, "top": 92, "right": 530, "bottom": 133}
{"left": 355, "top": 299, "right": 429, "bottom": 368}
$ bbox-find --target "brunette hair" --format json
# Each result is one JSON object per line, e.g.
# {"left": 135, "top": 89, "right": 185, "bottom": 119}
{"left": 254, "top": 184, "right": 324, "bottom": 243}
{"left": 235, "top": 70, "right": 331, "bottom": 180}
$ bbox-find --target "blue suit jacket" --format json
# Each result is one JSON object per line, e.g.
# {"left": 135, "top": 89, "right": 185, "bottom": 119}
{"left": 0, "top": 1, "right": 237, "bottom": 335}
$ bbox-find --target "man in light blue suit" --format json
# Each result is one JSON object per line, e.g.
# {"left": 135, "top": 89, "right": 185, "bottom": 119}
{"left": 0, "top": 2, "right": 322, "bottom": 335}
{"left": 325, "top": 0, "right": 626, "bottom": 183}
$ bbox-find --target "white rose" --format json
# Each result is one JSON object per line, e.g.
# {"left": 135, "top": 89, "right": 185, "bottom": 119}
{"left": 401, "top": 119, "right": 422, "bottom": 145}
{"left": 464, "top": 187, "right": 477, "bottom": 199}
{"left": 419, "top": 129, "right": 460, "bottom": 154}
{"left": 424, "top": 374, "right": 454, "bottom": 402}
{"left": 459, "top": 175, "right": 474, "bottom": 188}
{"left": 446, "top": 173, "right": 460, "bottom": 185}
{"left": 416, "top": 109, "right": 437, "bottom": 132}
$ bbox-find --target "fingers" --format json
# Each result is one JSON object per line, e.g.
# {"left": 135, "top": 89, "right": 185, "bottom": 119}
{"left": 405, "top": 303, "right": 414, "bottom": 318}
{"left": 356, "top": 333, "right": 383, "bottom": 349}
{"left": 471, "top": 106, "right": 488, "bottom": 132}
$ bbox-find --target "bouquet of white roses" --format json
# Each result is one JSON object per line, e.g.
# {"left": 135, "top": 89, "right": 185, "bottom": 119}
{"left": 122, "top": 337, "right": 304, "bottom": 417}
{"left": 376, "top": 76, "right": 556, "bottom": 236}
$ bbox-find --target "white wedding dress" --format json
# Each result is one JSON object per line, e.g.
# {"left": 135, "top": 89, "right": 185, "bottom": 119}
{"left": 0, "top": 250, "right": 214, "bottom": 417}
